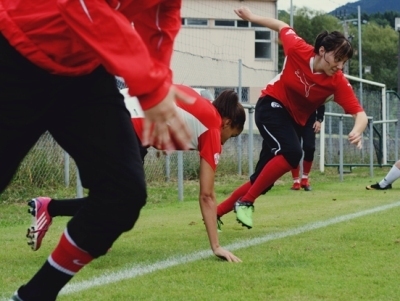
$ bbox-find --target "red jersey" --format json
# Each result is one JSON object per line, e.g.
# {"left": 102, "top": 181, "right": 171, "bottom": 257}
{"left": 132, "top": 85, "right": 222, "bottom": 171}
{"left": 262, "top": 27, "right": 364, "bottom": 126}
{"left": 0, "top": 0, "right": 181, "bottom": 110}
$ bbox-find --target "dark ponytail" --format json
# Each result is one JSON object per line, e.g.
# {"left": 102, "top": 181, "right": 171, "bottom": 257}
{"left": 212, "top": 90, "right": 246, "bottom": 131}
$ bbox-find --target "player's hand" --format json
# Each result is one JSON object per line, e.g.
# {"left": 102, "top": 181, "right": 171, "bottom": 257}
{"left": 313, "top": 121, "right": 321, "bottom": 133}
{"left": 213, "top": 246, "right": 242, "bottom": 263}
{"left": 234, "top": 6, "right": 253, "bottom": 21}
{"left": 142, "top": 86, "right": 194, "bottom": 150}
{"left": 348, "top": 130, "right": 363, "bottom": 149}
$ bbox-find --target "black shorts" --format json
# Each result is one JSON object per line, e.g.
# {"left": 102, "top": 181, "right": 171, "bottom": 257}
{"left": 0, "top": 33, "right": 146, "bottom": 256}
{"left": 250, "top": 95, "right": 303, "bottom": 189}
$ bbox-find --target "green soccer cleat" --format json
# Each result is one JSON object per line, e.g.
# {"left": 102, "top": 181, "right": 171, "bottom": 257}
{"left": 234, "top": 200, "right": 254, "bottom": 229}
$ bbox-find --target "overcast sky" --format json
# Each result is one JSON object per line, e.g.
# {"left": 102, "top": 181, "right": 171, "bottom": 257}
{"left": 277, "top": 0, "right": 359, "bottom": 13}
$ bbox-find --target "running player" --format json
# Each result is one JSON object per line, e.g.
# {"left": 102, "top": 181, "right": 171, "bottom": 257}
{"left": 366, "top": 160, "right": 400, "bottom": 190}
{"left": 290, "top": 105, "right": 325, "bottom": 191}
{"left": 2, "top": 1, "right": 192, "bottom": 300}
{"left": 25, "top": 85, "right": 245, "bottom": 262}
{"left": 217, "top": 6, "right": 368, "bottom": 230}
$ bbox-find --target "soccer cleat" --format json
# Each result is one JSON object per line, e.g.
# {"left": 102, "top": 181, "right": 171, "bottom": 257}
{"left": 366, "top": 183, "right": 392, "bottom": 190}
{"left": 26, "top": 197, "right": 53, "bottom": 251}
{"left": 234, "top": 200, "right": 254, "bottom": 229}
{"left": 217, "top": 217, "right": 223, "bottom": 232}
{"left": 290, "top": 182, "right": 301, "bottom": 190}
{"left": 300, "top": 178, "right": 312, "bottom": 191}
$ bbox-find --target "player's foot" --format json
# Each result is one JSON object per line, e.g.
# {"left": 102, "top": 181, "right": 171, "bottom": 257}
{"left": 365, "top": 183, "right": 392, "bottom": 190}
{"left": 26, "top": 197, "right": 53, "bottom": 251}
{"left": 234, "top": 200, "right": 254, "bottom": 229}
{"left": 300, "top": 178, "right": 312, "bottom": 191}
{"left": 290, "top": 182, "right": 301, "bottom": 190}
{"left": 217, "top": 216, "right": 223, "bottom": 232}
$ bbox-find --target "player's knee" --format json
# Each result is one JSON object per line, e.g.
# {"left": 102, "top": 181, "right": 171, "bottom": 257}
{"left": 260, "top": 183, "right": 274, "bottom": 195}
{"left": 282, "top": 149, "right": 303, "bottom": 168}
{"left": 303, "top": 148, "right": 315, "bottom": 162}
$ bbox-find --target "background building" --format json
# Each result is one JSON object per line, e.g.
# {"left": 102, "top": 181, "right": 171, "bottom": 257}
{"left": 172, "top": 0, "right": 278, "bottom": 110}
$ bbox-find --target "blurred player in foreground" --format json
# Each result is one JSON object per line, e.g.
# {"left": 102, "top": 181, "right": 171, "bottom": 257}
{"left": 2, "top": 1, "right": 194, "bottom": 300}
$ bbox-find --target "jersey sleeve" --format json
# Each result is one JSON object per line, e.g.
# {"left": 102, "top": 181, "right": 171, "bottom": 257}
{"left": 197, "top": 129, "right": 222, "bottom": 171}
{"left": 279, "top": 27, "right": 306, "bottom": 56}
{"left": 316, "top": 105, "right": 325, "bottom": 122}
{"left": 56, "top": 0, "right": 181, "bottom": 110}
{"left": 333, "top": 75, "right": 364, "bottom": 115}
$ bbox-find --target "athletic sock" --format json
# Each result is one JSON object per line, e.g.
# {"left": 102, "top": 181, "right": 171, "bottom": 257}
{"left": 242, "top": 155, "right": 292, "bottom": 202}
{"left": 48, "top": 197, "right": 86, "bottom": 217}
{"left": 302, "top": 160, "right": 313, "bottom": 177}
{"left": 217, "top": 181, "right": 251, "bottom": 217}
{"left": 18, "top": 228, "right": 93, "bottom": 300}
{"left": 380, "top": 164, "right": 400, "bottom": 187}
{"left": 291, "top": 165, "right": 300, "bottom": 182}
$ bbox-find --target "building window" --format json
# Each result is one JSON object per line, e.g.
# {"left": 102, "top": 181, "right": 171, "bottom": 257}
{"left": 237, "top": 20, "right": 249, "bottom": 27}
{"left": 215, "top": 20, "right": 235, "bottom": 27}
{"left": 184, "top": 18, "right": 208, "bottom": 26}
{"left": 214, "top": 19, "right": 251, "bottom": 28}
{"left": 255, "top": 31, "right": 271, "bottom": 59}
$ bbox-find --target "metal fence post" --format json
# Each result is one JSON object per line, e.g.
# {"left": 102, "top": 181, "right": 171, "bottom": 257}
{"left": 76, "top": 166, "right": 83, "bottom": 198}
{"left": 396, "top": 121, "right": 399, "bottom": 162}
{"left": 369, "top": 119, "right": 374, "bottom": 177}
{"left": 248, "top": 107, "right": 255, "bottom": 175}
{"left": 339, "top": 116, "right": 344, "bottom": 181}
{"left": 165, "top": 154, "right": 170, "bottom": 182}
{"left": 64, "top": 151, "right": 70, "bottom": 187}
{"left": 177, "top": 151, "right": 183, "bottom": 201}
{"left": 237, "top": 59, "right": 243, "bottom": 176}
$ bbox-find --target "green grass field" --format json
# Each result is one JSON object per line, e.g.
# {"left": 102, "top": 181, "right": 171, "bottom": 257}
{"left": 1, "top": 167, "right": 400, "bottom": 300}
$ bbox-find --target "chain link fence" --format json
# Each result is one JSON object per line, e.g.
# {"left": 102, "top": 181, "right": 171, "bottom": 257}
{"left": 8, "top": 72, "right": 400, "bottom": 196}
{"left": 10, "top": 88, "right": 398, "bottom": 194}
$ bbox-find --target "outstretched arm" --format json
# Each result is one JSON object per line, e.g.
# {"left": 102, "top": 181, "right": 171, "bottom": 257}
{"left": 234, "top": 6, "right": 289, "bottom": 32}
{"left": 349, "top": 111, "right": 368, "bottom": 149}
{"left": 199, "top": 159, "right": 241, "bottom": 262}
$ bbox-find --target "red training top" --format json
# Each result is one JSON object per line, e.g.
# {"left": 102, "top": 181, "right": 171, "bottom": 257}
{"left": 261, "top": 27, "right": 364, "bottom": 126}
{"left": 0, "top": 0, "right": 181, "bottom": 110}
{"left": 132, "top": 85, "right": 223, "bottom": 171}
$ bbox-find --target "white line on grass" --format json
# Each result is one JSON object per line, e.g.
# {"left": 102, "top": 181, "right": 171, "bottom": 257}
{"left": 2, "top": 201, "right": 400, "bottom": 300}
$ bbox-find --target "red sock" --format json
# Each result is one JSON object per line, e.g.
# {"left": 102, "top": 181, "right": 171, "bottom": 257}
{"left": 291, "top": 165, "right": 300, "bottom": 182}
{"left": 242, "top": 155, "right": 292, "bottom": 202}
{"left": 302, "top": 160, "right": 313, "bottom": 176}
{"left": 48, "top": 229, "right": 93, "bottom": 276}
{"left": 217, "top": 181, "right": 251, "bottom": 217}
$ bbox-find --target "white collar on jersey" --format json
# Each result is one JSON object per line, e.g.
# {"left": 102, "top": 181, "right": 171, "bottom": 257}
{"left": 310, "top": 56, "right": 323, "bottom": 74}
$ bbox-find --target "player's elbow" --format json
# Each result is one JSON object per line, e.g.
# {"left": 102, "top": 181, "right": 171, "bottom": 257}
{"left": 199, "top": 191, "right": 215, "bottom": 204}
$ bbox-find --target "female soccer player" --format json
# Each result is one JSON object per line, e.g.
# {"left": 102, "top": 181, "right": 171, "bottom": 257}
{"left": 2, "top": 1, "right": 193, "bottom": 300}
{"left": 290, "top": 105, "right": 325, "bottom": 191}
{"left": 216, "top": 6, "right": 368, "bottom": 230}
{"left": 366, "top": 160, "right": 400, "bottom": 190}
{"left": 25, "top": 85, "right": 245, "bottom": 263}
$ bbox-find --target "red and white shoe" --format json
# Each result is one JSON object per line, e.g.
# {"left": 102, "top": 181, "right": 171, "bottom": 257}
{"left": 26, "top": 197, "right": 53, "bottom": 251}
{"left": 290, "top": 182, "right": 301, "bottom": 190}
{"left": 300, "top": 178, "right": 312, "bottom": 191}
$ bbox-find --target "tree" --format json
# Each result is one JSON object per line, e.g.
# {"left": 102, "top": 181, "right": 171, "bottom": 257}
{"left": 348, "top": 21, "right": 398, "bottom": 89}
